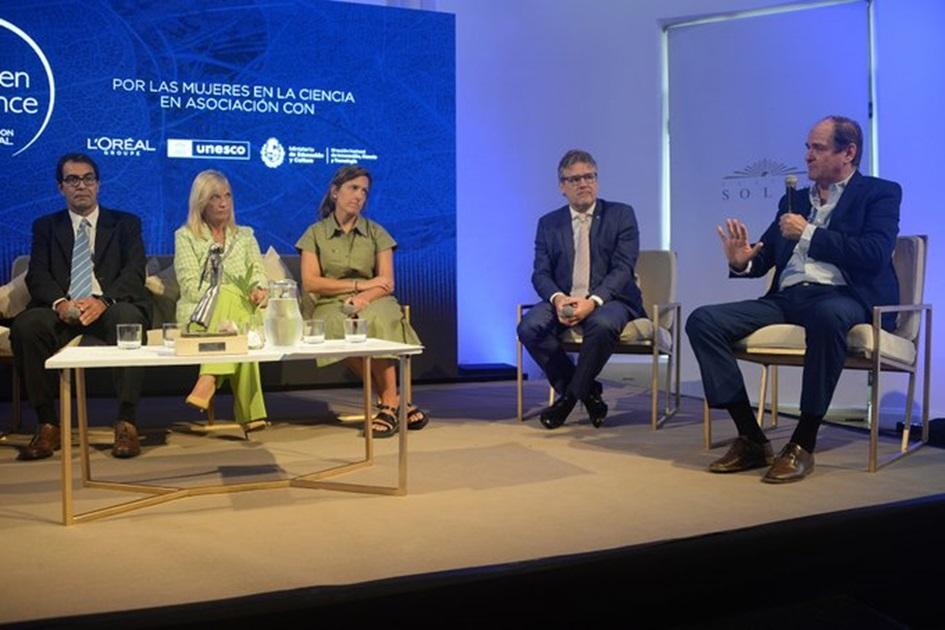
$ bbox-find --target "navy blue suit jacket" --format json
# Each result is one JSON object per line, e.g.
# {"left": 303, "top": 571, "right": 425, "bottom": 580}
{"left": 531, "top": 198, "right": 644, "bottom": 318}
{"left": 25, "top": 207, "right": 152, "bottom": 323}
{"left": 739, "top": 171, "right": 901, "bottom": 330}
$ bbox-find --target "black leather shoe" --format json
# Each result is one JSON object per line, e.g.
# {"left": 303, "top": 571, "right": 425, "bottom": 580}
{"left": 540, "top": 394, "right": 577, "bottom": 429}
{"left": 583, "top": 391, "right": 608, "bottom": 428}
{"left": 18, "top": 423, "right": 61, "bottom": 461}
{"left": 762, "top": 442, "right": 814, "bottom": 484}
{"left": 708, "top": 436, "right": 774, "bottom": 473}
{"left": 112, "top": 420, "right": 141, "bottom": 459}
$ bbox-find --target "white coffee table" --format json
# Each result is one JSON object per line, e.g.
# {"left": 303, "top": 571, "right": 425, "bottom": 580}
{"left": 45, "top": 339, "right": 423, "bottom": 525}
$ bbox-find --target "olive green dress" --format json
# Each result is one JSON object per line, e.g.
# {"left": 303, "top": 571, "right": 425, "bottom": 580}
{"left": 295, "top": 214, "right": 421, "bottom": 367}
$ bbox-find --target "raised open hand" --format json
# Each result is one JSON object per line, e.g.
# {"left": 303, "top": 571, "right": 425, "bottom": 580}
{"left": 717, "top": 218, "right": 763, "bottom": 271}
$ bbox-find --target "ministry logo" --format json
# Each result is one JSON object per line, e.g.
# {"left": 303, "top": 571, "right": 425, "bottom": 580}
{"left": 0, "top": 19, "right": 55, "bottom": 157}
{"left": 260, "top": 137, "right": 285, "bottom": 168}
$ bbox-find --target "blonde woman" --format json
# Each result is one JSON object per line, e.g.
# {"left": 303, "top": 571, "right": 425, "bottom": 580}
{"left": 174, "top": 170, "right": 268, "bottom": 431}
{"left": 296, "top": 166, "right": 427, "bottom": 437}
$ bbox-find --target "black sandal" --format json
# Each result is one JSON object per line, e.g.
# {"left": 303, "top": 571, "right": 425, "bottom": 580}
{"left": 371, "top": 404, "right": 398, "bottom": 438}
{"left": 406, "top": 404, "right": 430, "bottom": 431}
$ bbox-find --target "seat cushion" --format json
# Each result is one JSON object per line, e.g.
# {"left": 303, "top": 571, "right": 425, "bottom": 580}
{"left": 0, "top": 269, "right": 30, "bottom": 319}
{"left": 0, "top": 325, "right": 10, "bottom": 355}
{"left": 145, "top": 261, "right": 180, "bottom": 327}
{"left": 734, "top": 323, "right": 916, "bottom": 365}
{"left": 561, "top": 317, "right": 673, "bottom": 350}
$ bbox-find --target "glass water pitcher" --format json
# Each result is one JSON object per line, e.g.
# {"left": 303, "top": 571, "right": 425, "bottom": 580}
{"left": 263, "top": 279, "right": 303, "bottom": 347}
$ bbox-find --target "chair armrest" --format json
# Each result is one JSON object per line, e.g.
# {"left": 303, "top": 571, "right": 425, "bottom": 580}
{"left": 870, "top": 304, "right": 932, "bottom": 315}
{"left": 650, "top": 302, "right": 681, "bottom": 330}
{"left": 870, "top": 303, "right": 932, "bottom": 328}
{"left": 868, "top": 303, "right": 933, "bottom": 345}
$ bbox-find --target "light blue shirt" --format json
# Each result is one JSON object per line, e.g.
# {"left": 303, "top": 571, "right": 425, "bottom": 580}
{"left": 777, "top": 172, "right": 854, "bottom": 290}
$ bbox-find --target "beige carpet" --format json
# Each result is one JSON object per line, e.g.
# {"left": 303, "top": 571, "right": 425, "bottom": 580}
{"left": 1, "top": 380, "right": 943, "bottom": 624}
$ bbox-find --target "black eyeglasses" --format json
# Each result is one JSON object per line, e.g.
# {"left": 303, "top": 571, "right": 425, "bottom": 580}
{"left": 62, "top": 174, "right": 98, "bottom": 187}
{"left": 560, "top": 172, "right": 597, "bottom": 185}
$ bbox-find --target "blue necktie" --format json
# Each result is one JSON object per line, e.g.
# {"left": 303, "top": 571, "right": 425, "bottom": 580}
{"left": 68, "top": 219, "right": 93, "bottom": 299}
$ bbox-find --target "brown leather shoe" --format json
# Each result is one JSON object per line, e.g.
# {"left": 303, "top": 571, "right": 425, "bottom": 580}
{"left": 112, "top": 420, "right": 141, "bottom": 459}
{"left": 708, "top": 436, "right": 774, "bottom": 473}
{"left": 18, "top": 423, "right": 61, "bottom": 461}
{"left": 763, "top": 442, "right": 815, "bottom": 484}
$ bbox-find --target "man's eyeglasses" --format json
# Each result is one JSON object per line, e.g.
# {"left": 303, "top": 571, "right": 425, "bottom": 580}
{"left": 62, "top": 174, "right": 98, "bottom": 187}
{"left": 560, "top": 172, "right": 597, "bottom": 185}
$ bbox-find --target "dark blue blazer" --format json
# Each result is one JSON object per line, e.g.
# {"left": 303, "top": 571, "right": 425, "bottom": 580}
{"left": 25, "top": 207, "right": 152, "bottom": 322}
{"left": 531, "top": 198, "right": 644, "bottom": 318}
{"left": 740, "top": 171, "right": 901, "bottom": 330}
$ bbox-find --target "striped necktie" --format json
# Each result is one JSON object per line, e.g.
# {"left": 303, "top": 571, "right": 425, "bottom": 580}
{"left": 68, "top": 219, "right": 93, "bottom": 299}
{"left": 571, "top": 213, "right": 591, "bottom": 298}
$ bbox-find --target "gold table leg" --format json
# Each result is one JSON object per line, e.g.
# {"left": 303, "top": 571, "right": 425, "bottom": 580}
{"left": 56, "top": 352, "right": 414, "bottom": 524}
{"left": 60, "top": 369, "right": 73, "bottom": 526}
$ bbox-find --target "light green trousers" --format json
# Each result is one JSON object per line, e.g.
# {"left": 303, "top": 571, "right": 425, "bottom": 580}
{"left": 200, "top": 285, "right": 267, "bottom": 423}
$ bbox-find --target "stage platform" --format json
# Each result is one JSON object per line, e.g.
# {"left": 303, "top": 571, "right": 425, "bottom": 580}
{"left": 2, "top": 380, "right": 943, "bottom": 627}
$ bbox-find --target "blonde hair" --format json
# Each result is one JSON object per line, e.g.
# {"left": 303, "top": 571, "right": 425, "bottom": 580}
{"left": 186, "top": 169, "right": 237, "bottom": 237}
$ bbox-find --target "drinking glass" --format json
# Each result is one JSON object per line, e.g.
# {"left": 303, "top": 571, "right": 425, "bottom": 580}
{"left": 303, "top": 319, "right": 326, "bottom": 344}
{"left": 343, "top": 318, "right": 368, "bottom": 343}
{"left": 116, "top": 323, "right": 142, "bottom": 350}
{"left": 162, "top": 322, "right": 180, "bottom": 348}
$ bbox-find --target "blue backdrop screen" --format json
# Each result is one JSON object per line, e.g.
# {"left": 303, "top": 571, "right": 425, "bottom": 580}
{"left": 0, "top": 1, "right": 456, "bottom": 377}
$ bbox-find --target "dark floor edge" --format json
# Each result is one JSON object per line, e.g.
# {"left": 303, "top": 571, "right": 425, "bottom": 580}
{"left": 9, "top": 492, "right": 945, "bottom": 628}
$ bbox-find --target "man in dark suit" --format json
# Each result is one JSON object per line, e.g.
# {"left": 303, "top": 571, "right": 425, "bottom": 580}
{"left": 518, "top": 149, "right": 644, "bottom": 429}
{"left": 11, "top": 153, "right": 151, "bottom": 460}
{"left": 686, "top": 116, "right": 901, "bottom": 483}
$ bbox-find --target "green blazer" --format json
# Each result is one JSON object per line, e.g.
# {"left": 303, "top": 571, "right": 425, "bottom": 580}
{"left": 173, "top": 224, "right": 267, "bottom": 324}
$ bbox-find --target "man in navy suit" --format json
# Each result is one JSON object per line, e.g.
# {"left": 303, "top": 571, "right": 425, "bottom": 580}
{"left": 11, "top": 153, "right": 151, "bottom": 461}
{"left": 686, "top": 116, "right": 901, "bottom": 483}
{"left": 518, "top": 149, "right": 644, "bottom": 429}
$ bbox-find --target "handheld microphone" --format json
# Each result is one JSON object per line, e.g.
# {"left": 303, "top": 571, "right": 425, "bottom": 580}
{"left": 785, "top": 175, "right": 798, "bottom": 214}
{"left": 560, "top": 304, "right": 575, "bottom": 318}
{"left": 66, "top": 305, "right": 81, "bottom": 323}
{"left": 342, "top": 301, "right": 359, "bottom": 317}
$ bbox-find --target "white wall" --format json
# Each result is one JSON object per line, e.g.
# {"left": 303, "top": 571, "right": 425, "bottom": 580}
{"left": 344, "top": 0, "right": 945, "bottom": 417}
{"left": 873, "top": 0, "right": 945, "bottom": 417}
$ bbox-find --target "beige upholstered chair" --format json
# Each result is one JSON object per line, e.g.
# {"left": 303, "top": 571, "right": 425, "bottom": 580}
{"left": 703, "top": 235, "right": 932, "bottom": 472}
{"left": 516, "top": 250, "right": 681, "bottom": 429}
{"left": 1, "top": 255, "right": 31, "bottom": 435}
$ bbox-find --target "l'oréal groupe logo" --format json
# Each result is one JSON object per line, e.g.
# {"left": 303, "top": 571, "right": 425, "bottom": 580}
{"left": 86, "top": 136, "right": 157, "bottom": 157}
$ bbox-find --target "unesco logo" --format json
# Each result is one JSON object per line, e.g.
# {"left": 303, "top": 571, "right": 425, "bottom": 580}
{"left": 0, "top": 19, "right": 55, "bottom": 156}
{"left": 260, "top": 137, "right": 285, "bottom": 168}
{"left": 166, "top": 139, "right": 250, "bottom": 160}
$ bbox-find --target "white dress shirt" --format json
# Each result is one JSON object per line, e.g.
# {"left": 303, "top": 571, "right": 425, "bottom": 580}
{"left": 550, "top": 202, "right": 604, "bottom": 306}
{"left": 52, "top": 206, "right": 103, "bottom": 309}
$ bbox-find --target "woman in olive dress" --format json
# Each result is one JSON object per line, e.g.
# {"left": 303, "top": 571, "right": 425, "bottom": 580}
{"left": 296, "top": 166, "right": 427, "bottom": 437}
